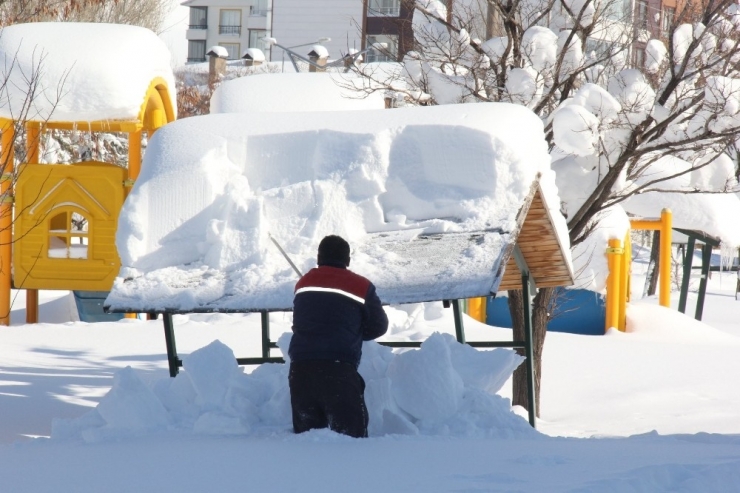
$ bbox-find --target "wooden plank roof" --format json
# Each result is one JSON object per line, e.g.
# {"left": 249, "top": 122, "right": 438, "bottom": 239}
{"left": 498, "top": 181, "right": 574, "bottom": 291}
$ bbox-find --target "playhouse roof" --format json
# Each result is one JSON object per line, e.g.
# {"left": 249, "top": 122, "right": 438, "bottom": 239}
{"left": 0, "top": 22, "right": 176, "bottom": 125}
{"left": 105, "top": 102, "right": 573, "bottom": 313}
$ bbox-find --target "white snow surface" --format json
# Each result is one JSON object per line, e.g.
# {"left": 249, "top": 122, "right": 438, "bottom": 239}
{"left": 2, "top": 264, "right": 740, "bottom": 491}
{"left": 623, "top": 155, "right": 740, "bottom": 246}
{"left": 210, "top": 73, "right": 385, "bottom": 114}
{"left": 0, "top": 23, "right": 176, "bottom": 122}
{"left": 108, "top": 103, "right": 570, "bottom": 312}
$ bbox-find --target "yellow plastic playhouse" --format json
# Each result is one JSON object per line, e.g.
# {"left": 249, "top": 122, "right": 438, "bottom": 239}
{"left": 0, "top": 22, "right": 176, "bottom": 324}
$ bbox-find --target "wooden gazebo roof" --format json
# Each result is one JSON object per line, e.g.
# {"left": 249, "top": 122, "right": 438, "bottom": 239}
{"left": 499, "top": 181, "right": 574, "bottom": 291}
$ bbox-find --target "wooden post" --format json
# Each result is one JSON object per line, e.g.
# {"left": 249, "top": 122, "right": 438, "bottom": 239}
{"left": 0, "top": 122, "right": 14, "bottom": 325}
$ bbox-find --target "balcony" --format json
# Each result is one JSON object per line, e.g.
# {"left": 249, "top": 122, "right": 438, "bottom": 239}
{"left": 367, "top": 6, "right": 400, "bottom": 16}
{"left": 186, "top": 28, "right": 208, "bottom": 40}
{"left": 188, "top": 24, "right": 207, "bottom": 29}
{"left": 250, "top": 6, "right": 269, "bottom": 16}
{"left": 219, "top": 25, "right": 241, "bottom": 35}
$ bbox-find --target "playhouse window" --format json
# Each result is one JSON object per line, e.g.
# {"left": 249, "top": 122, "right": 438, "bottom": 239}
{"left": 48, "top": 211, "right": 88, "bottom": 259}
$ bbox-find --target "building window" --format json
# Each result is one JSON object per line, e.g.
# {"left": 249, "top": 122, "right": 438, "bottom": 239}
{"left": 635, "top": 0, "right": 648, "bottom": 28}
{"left": 249, "top": 29, "right": 266, "bottom": 49}
{"left": 366, "top": 34, "right": 398, "bottom": 63}
{"left": 48, "top": 211, "right": 88, "bottom": 259}
{"left": 219, "top": 9, "right": 241, "bottom": 35}
{"left": 189, "top": 6, "right": 207, "bottom": 29}
{"left": 367, "top": 0, "right": 401, "bottom": 17}
{"left": 585, "top": 39, "right": 610, "bottom": 59}
{"left": 662, "top": 7, "right": 675, "bottom": 37}
{"left": 250, "top": 0, "right": 269, "bottom": 16}
{"left": 188, "top": 40, "right": 206, "bottom": 62}
{"left": 634, "top": 47, "right": 645, "bottom": 68}
{"left": 219, "top": 42, "right": 240, "bottom": 60}
{"left": 603, "top": 0, "right": 630, "bottom": 21}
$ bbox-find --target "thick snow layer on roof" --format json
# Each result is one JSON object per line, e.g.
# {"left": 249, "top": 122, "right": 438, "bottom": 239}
{"left": 623, "top": 155, "right": 740, "bottom": 246}
{"left": 207, "top": 46, "right": 229, "bottom": 59}
{"left": 210, "top": 73, "right": 385, "bottom": 113}
{"left": 0, "top": 22, "right": 176, "bottom": 122}
{"left": 107, "top": 103, "right": 570, "bottom": 312}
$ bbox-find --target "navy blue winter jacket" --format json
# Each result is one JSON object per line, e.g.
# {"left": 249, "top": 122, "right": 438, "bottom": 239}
{"left": 288, "top": 262, "right": 388, "bottom": 368}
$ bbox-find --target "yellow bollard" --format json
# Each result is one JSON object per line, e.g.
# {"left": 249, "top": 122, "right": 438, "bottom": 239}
{"left": 605, "top": 238, "right": 624, "bottom": 332}
{"left": 659, "top": 208, "right": 672, "bottom": 308}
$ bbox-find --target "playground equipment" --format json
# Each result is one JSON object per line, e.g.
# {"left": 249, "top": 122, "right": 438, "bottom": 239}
{"left": 675, "top": 228, "right": 721, "bottom": 321}
{"left": 469, "top": 208, "right": 673, "bottom": 334}
{"left": 0, "top": 23, "right": 176, "bottom": 325}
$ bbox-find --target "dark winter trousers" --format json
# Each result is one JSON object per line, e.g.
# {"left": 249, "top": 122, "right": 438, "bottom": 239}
{"left": 288, "top": 360, "right": 369, "bottom": 438}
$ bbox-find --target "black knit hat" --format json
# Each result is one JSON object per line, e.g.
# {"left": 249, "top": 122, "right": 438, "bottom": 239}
{"left": 317, "top": 235, "right": 351, "bottom": 267}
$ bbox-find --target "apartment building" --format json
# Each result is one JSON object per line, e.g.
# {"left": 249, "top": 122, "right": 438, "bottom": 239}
{"left": 183, "top": 0, "right": 414, "bottom": 65}
{"left": 184, "top": 0, "right": 272, "bottom": 62}
{"left": 631, "top": 0, "right": 677, "bottom": 67}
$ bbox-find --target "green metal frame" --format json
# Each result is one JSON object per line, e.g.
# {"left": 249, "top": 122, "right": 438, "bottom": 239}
{"left": 676, "top": 228, "right": 720, "bottom": 321}
{"left": 157, "top": 290, "right": 539, "bottom": 428}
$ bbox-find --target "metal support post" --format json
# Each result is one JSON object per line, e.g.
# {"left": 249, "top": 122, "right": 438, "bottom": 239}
{"left": 678, "top": 237, "right": 695, "bottom": 313}
{"left": 695, "top": 243, "right": 712, "bottom": 321}
{"left": 162, "top": 313, "right": 180, "bottom": 377}
{"left": 261, "top": 311, "right": 271, "bottom": 360}
{"left": 451, "top": 299, "right": 466, "bottom": 344}
{"left": 522, "top": 272, "right": 537, "bottom": 429}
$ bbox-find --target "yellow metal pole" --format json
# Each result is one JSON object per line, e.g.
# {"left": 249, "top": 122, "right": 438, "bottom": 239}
{"left": 605, "top": 239, "right": 623, "bottom": 332}
{"left": 0, "top": 122, "right": 14, "bottom": 325}
{"left": 618, "top": 231, "right": 631, "bottom": 331}
{"left": 659, "top": 208, "right": 673, "bottom": 308}
{"left": 25, "top": 123, "right": 40, "bottom": 324}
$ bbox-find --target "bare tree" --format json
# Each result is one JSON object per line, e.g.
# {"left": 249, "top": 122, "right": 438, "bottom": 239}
{"left": 59, "top": 0, "right": 171, "bottom": 33}
{"left": 350, "top": 0, "right": 740, "bottom": 416}
{"left": 0, "top": 0, "right": 113, "bottom": 26}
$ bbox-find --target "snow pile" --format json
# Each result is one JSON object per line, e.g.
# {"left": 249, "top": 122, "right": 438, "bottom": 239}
{"left": 107, "top": 103, "right": 570, "bottom": 311}
{"left": 210, "top": 72, "right": 385, "bottom": 114}
{"left": 623, "top": 155, "right": 740, "bottom": 246}
{"left": 0, "top": 23, "right": 176, "bottom": 122}
{"left": 51, "top": 333, "right": 531, "bottom": 441}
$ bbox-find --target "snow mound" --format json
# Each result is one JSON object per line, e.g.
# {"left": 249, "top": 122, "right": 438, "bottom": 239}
{"left": 0, "top": 22, "right": 175, "bottom": 122}
{"left": 51, "top": 334, "right": 534, "bottom": 441}
{"left": 210, "top": 73, "right": 385, "bottom": 114}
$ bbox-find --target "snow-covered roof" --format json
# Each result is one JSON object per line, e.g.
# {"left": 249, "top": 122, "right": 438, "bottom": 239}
{"left": 106, "top": 103, "right": 571, "bottom": 312}
{"left": 241, "top": 48, "right": 266, "bottom": 62}
{"left": 210, "top": 73, "right": 386, "bottom": 114}
{"left": 207, "top": 46, "right": 229, "bottom": 59}
{"left": 623, "top": 155, "right": 740, "bottom": 246}
{"left": 0, "top": 22, "right": 176, "bottom": 123}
